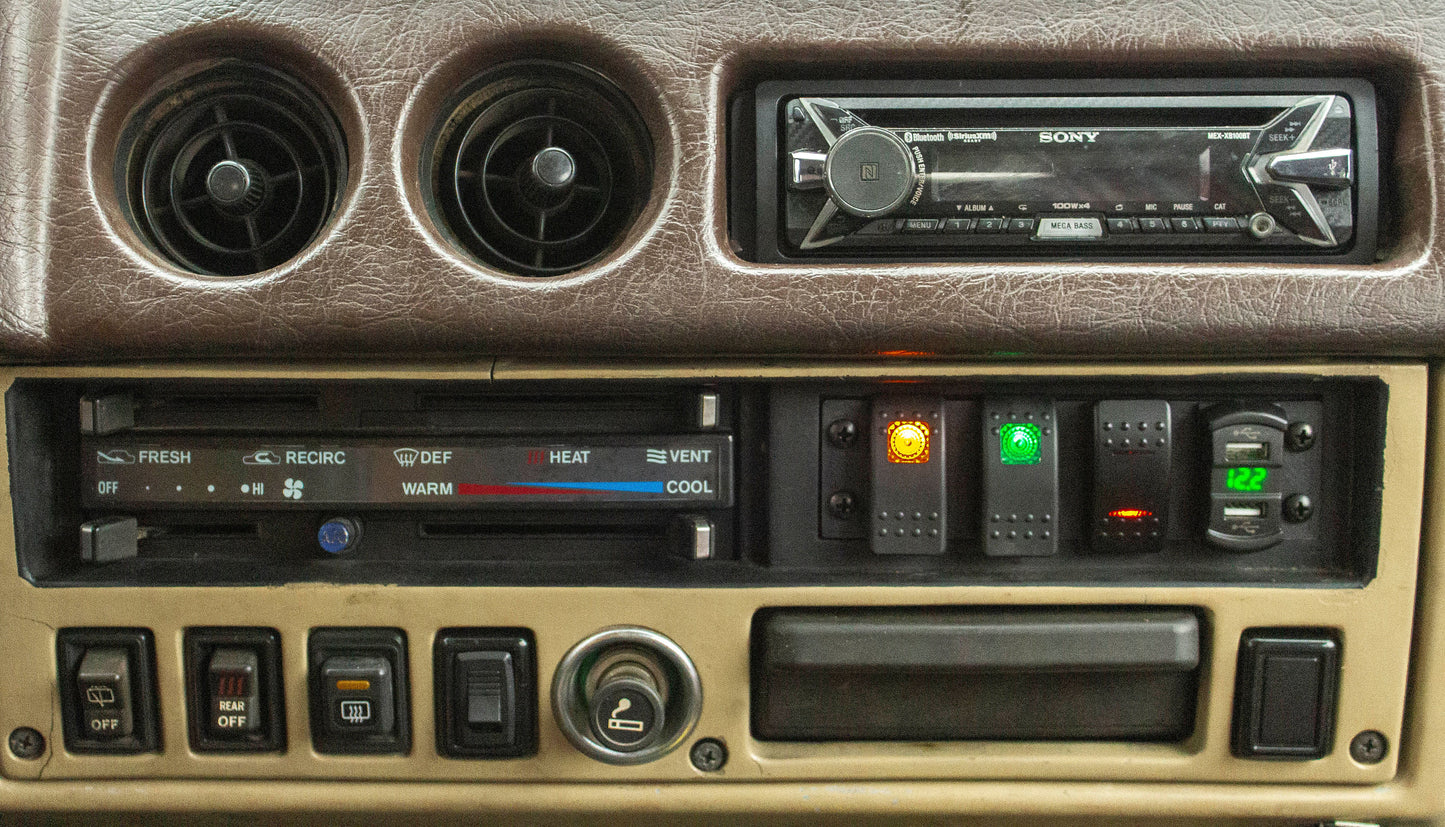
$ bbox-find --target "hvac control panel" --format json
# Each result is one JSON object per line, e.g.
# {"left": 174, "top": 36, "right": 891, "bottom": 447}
{"left": 8, "top": 376, "right": 1383, "bottom": 587}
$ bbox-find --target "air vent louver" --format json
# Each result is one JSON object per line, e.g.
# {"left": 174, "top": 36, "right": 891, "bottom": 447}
{"left": 118, "top": 62, "right": 347, "bottom": 276}
{"left": 427, "top": 61, "right": 653, "bottom": 276}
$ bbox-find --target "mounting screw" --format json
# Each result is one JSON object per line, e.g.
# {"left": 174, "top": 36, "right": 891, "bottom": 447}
{"left": 827, "top": 490, "right": 858, "bottom": 519}
{"left": 1349, "top": 730, "right": 1388, "bottom": 764}
{"left": 1283, "top": 493, "right": 1315, "bottom": 523}
{"left": 826, "top": 419, "right": 859, "bottom": 448}
{"left": 690, "top": 738, "right": 728, "bottom": 772}
{"left": 8, "top": 727, "right": 44, "bottom": 760}
{"left": 1286, "top": 421, "right": 1316, "bottom": 451}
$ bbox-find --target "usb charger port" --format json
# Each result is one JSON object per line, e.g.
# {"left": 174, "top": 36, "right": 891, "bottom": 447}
{"left": 1223, "top": 503, "right": 1266, "bottom": 519}
{"left": 1224, "top": 441, "right": 1269, "bottom": 462}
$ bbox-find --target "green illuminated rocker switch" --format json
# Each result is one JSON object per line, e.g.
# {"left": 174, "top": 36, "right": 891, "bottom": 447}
{"left": 982, "top": 399, "right": 1058, "bottom": 557}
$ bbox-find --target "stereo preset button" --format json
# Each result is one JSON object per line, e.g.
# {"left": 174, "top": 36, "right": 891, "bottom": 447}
{"left": 942, "top": 218, "right": 974, "bottom": 233}
{"left": 1137, "top": 217, "right": 1169, "bottom": 233}
{"left": 1203, "top": 216, "right": 1241, "bottom": 233}
{"left": 975, "top": 218, "right": 1005, "bottom": 233}
{"left": 1105, "top": 217, "right": 1137, "bottom": 234}
{"left": 1006, "top": 218, "right": 1036, "bottom": 234}
{"left": 1170, "top": 217, "right": 1203, "bottom": 233}
{"left": 1035, "top": 216, "right": 1103, "bottom": 240}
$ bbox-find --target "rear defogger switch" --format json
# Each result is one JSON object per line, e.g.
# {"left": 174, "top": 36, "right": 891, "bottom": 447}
{"left": 869, "top": 397, "right": 946, "bottom": 555}
{"left": 983, "top": 399, "right": 1058, "bottom": 556}
{"left": 1093, "top": 400, "right": 1171, "bottom": 554}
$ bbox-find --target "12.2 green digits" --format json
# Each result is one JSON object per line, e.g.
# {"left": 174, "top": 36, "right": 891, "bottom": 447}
{"left": 1224, "top": 466, "right": 1268, "bottom": 492}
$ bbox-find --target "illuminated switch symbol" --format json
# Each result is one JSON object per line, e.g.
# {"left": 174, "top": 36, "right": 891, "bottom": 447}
{"left": 885, "top": 420, "right": 931, "bottom": 464}
{"left": 999, "top": 422, "right": 1043, "bottom": 465}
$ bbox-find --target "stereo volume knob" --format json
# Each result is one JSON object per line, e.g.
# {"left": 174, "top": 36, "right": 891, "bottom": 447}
{"left": 823, "top": 127, "right": 915, "bottom": 218}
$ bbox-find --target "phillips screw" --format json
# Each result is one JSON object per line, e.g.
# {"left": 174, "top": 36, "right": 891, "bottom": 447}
{"left": 690, "top": 738, "right": 728, "bottom": 772}
{"left": 827, "top": 419, "right": 859, "bottom": 448}
{"left": 1349, "top": 730, "right": 1388, "bottom": 764}
{"left": 827, "top": 491, "right": 858, "bottom": 519}
{"left": 1283, "top": 494, "right": 1314, "bottom": 523}
{"left": 1286, "top": 421, "right": 1316, "bottom": 451}
{"left": 8, "top": 727, "right": 44, "bottom": 760}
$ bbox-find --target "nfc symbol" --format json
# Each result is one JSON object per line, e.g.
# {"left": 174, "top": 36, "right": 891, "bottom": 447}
{"left": 860, "top": 163, "right": 879, "bottom": 182}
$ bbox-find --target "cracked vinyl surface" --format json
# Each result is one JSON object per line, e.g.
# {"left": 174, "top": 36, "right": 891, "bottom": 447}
{"left": 0, "top": 0, "right": 1439, "bottom": 359}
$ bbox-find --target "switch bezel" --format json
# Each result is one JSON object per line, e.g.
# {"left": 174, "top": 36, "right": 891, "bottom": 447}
{"left": 434, "top": 628, "right": 537, "bottom": 759}
{"left": 183, "top": 627, "right": 285, "bottom": 753}
{"left": 308, "top": 627, "right": 410, "bottom": 755}
{"left": 57, "top": 627, "right": 161, "bottom": 754}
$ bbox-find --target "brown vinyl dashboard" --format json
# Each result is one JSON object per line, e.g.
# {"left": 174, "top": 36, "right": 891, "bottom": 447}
{"left": 3, "top": 0, "right": 1445, "bottom": 825}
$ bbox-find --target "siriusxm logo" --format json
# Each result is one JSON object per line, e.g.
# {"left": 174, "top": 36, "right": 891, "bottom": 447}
{"left": 1039, "top": 131, "right": 1100, "bottom": 144}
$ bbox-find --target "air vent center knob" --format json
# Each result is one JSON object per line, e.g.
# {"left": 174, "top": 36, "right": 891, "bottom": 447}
{"left": 531, "top": 147, "right": 577, "bottom": 190}
{"left": 206, "top": 160, "right": 266, "bottom": 214}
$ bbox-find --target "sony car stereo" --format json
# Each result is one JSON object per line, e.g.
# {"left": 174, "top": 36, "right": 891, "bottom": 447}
{"left": 733, "top": 79, "right": 1379, "bottom": 263}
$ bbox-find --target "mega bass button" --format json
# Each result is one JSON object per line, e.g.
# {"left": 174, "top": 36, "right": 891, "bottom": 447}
{"left": 590, "top": 680, "right": 664, "bottom": 752}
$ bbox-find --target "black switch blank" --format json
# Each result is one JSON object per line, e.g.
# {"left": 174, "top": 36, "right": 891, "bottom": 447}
{"left": 1232, "top": 630, "right": 1339, "bottom": 759}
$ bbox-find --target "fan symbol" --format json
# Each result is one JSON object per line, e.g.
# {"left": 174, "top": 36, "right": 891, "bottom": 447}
{"left": 283, "top": 478, "right": 304, "bottom": 500}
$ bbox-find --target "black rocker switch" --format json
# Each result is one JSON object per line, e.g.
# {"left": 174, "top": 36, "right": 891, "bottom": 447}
{"left": 459, "top": 652, "right": 512, "bottom": 733}
{"left": 982, "top": 399, "right": 1059, "bottom": 556}
{"left": 1093, "top": 400, "right": 1171, "bottom": 554}
{"left": 435, "top": 629, "right": 537, "bottom": 758}
{"left": 320, "top": 656, "right": 395, "bottom": 737}
{"left": 869, "top": 396, "right": 947, "bottom": 555}
{"left": 78, "top": 648, "right": 133, "bottom": 740}
{"left": 184, "top": 627, "right": 284, "bottom": 752}
{"left": 58, "top": 628, "right": 161, "bottom": 754}
{"left": 207, "top": 649, "right": 261, "bottom": 737}
{"left": 309, "top": 628, "right": 409, "bottom": 755}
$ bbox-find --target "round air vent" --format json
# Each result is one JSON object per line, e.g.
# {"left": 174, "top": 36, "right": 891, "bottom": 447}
{"left": 425, "top": 61, "right": 654, "bottom": 276}
{"left": 117, "top": 62, "right": 347, "bottom": 276}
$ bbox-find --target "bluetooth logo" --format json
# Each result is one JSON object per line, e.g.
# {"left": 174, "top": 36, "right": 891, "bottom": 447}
{"left": 283, "top": 478, "right": 305, "bottom": 500}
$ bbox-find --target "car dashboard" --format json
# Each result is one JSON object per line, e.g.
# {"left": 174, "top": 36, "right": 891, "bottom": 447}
{"left": 2, "top": 1, "right": 1445, "bottom": 825}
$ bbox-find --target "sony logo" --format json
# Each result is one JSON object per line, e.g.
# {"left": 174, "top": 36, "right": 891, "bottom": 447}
{"left": 1039, "top": 131, "right": 1100, "bottom": 144}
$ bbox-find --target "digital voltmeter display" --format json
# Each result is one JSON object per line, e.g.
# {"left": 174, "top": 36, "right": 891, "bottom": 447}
{"left": 1224, "top": 466, "right": 1269, "bottom": 493}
